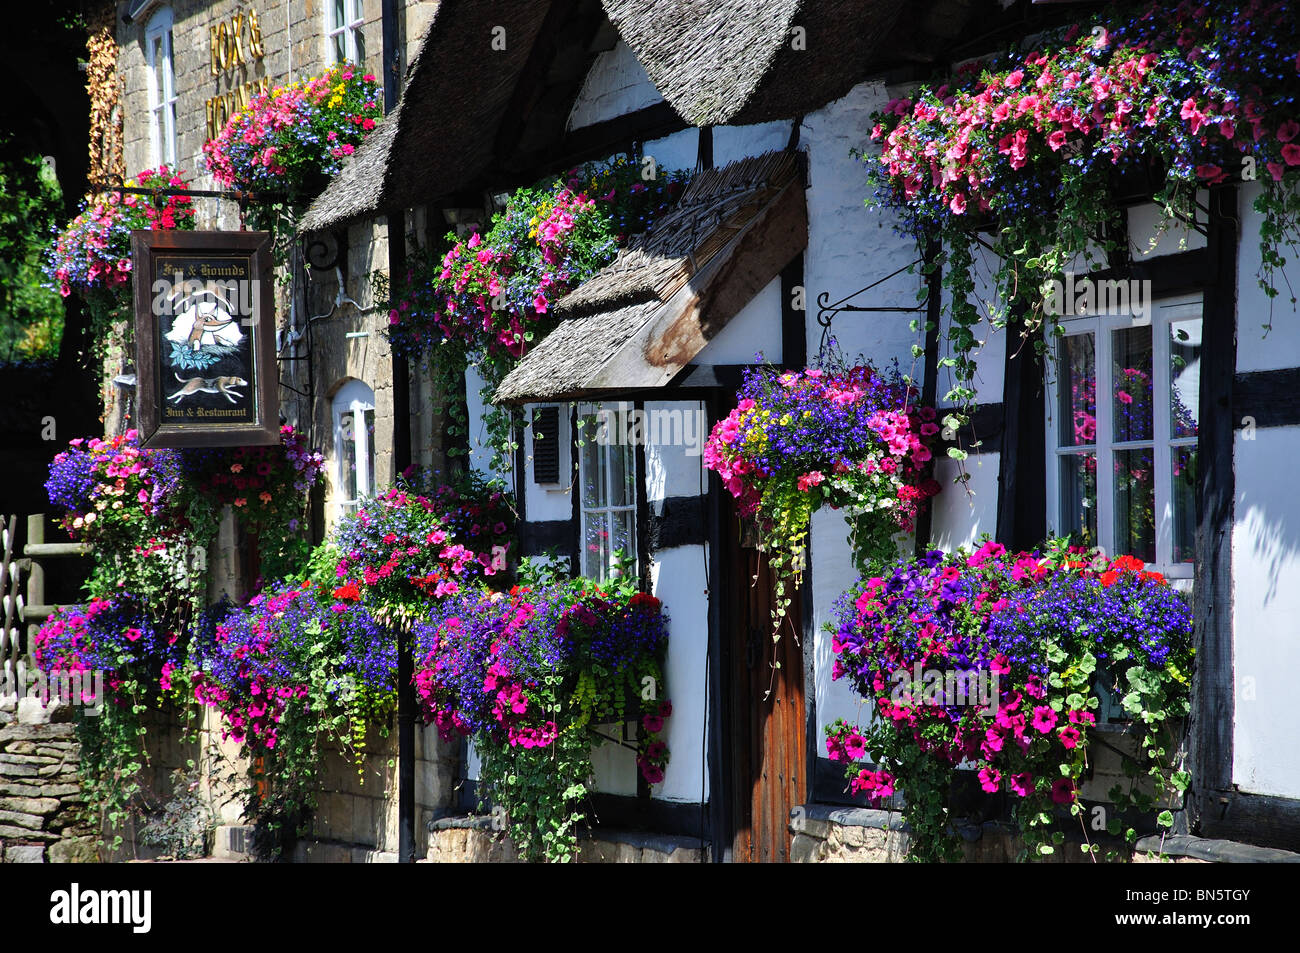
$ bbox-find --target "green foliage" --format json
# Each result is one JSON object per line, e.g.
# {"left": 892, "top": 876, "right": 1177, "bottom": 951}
{"left": 0, "top": 148, "right": 64, "bottom": 360}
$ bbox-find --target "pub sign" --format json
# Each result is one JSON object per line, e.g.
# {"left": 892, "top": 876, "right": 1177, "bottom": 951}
{"left": 131, "top": 230, "right": 279, "bottom": 448}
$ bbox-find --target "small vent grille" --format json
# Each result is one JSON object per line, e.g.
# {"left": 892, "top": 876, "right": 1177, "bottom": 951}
{"left": 533, "top": 406, "right": 561, "bottom": 484}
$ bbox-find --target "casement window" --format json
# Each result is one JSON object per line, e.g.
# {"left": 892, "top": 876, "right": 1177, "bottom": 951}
{"left": 333, "top": 380, "right": 376, "bottom": 517}
{"left": 327, "top": 0, "right": 366, "bottom": 65}
{"left": 576, "top": 403, "right": 637, "bottom": 582}
{"left": 1046, "top": 294, "right": 1202, "bottom": 577}
{"left": 145, "top": 7, "right": 178, "bottom": 167}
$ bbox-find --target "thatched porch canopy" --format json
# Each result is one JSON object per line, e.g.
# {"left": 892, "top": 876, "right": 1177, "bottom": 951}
{"left": 494, "top": 151, "right": 805, "bottom": 404}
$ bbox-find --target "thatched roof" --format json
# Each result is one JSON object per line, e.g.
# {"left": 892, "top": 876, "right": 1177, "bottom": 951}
{"left": 494, "top": 151, "right": 805, "bottom": 403}
{"left": 301, "top": 0, "right": 978, "bottom": 232}
{"left": 602, "top": 0, "right": 909, "bottom": 127}
{"left": 300, "top": 0, "right": 556, "bottom": 233}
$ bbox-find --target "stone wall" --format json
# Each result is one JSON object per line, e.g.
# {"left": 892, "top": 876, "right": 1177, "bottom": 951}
{"left": 0, "top": 712, "right": 95, "bottom": 863}
{"left": 787, "top": 805, "right": 1300, "bottom": 863}
{"left": 424, "top": 819, "right": 706, "bottom": 864}
{"left": 291, "top": 718, "right": 457, "bottom": 861}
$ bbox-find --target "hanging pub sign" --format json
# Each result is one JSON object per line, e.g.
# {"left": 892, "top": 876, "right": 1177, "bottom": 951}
{"left": 131, "top": 230, "right": 278, "bottom": 448}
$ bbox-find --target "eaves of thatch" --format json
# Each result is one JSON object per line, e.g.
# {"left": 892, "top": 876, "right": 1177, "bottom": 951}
{"left": 494, "top": 151, "right": 805, "bottom": 404}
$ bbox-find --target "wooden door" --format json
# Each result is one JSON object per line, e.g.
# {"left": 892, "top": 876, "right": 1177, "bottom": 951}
{"left": 726, "top": 517, "right": 806, "bottom": 863}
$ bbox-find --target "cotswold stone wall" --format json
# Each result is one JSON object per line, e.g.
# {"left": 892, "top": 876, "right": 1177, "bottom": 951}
{"left": 0, "top": 713, "right": 95, "bottom": 863}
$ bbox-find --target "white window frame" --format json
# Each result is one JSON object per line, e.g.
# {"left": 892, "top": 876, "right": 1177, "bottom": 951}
{"left": 1045, "top": 293, "right": 1203, "bottom": 579}
{"left": 326, "top": 0, "right": 367, "bottom": 65}
{"left": 145, "top": 7, "right": 178, "bottom": 168}
{"left": 333, "top": 380, "right": 376, "bottom": 518}
{"left": 576, "top": 402, "right": 638, "bottom": 582}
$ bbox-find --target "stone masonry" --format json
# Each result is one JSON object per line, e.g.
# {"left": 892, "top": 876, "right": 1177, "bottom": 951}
{"left": 0, "top": 702, "right": 96, "bottom": 863}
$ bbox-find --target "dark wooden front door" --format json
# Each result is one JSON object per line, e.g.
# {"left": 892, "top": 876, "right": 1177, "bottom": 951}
{"left": 725, "top": 516, "right": 807, "bottom": 863}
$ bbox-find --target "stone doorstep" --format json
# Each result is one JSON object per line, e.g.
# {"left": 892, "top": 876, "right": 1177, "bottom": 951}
{"left": 789, "top": 803, "right": 1300, "bottom": 863}
{"left": 1135, "top": 834, "right": 1300, "bottom": 864}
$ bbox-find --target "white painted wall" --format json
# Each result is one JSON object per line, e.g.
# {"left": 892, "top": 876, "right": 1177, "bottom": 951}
{"left": 937, "top": 242, "right": 1008, "bottom": 408}
{"left": 650, "top": 543, "right": 712, "bottom": 802}
{"left": 714, "top": 121, "right": 792, "bottom": 164}
{"left": 464, "top": 364, "right": 515, "bottom": 495}
{"left": 567, "top": 41, "right": 663, "bottom": 131}
{"left": 809, "top": 507, "right": 879, "bottom": 748}
{"left": 1236, "top": 181, "right": 1300, "bottom": 373}
{"left": 1231, "top": 180, "right": 1300, "bottom": 799}
{"left": 642, "top": 129, "right": 697, "bottom": 177}
{"left": 1232, "top": 425, "right": 1300, "bottom": 799}
{"left": 803, "top": 81, "right": 925, "bottom": 368}
{"left": 695, "top": 276, "right": 783, "bottom": 365}
{"left": 1127, "top": 192, "right": 1208, "bottom": 259}
{"left": 929, "top": 452, "right": 1001, "bottom": 550}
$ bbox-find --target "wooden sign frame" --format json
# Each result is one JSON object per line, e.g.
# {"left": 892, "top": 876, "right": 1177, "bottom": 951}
{"left": 131, "top": 229, "right": 279, "bottom": 448}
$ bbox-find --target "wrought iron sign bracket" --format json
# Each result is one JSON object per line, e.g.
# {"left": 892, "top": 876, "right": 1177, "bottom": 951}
{"left": 815, "top": 257, "right": 930, "bottom": 349}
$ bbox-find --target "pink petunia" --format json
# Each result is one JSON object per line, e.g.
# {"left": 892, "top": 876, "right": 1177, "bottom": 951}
{"left": 1050, "top": 778, "right": 1076, "bottom": 804}
{"left": 1031, "top": 705, "right": 1058, "bottom": 734}
{"left": 1008, "top": 771, "right": 1034, "bottom": 797}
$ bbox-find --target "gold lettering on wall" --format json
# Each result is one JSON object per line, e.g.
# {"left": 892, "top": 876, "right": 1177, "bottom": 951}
{"left": 206, "top": 7, "right": 269, "bottom": 139}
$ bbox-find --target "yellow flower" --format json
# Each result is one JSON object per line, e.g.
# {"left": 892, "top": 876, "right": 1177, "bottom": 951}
{"left": 779, "top": 414, "right": 792, "bottom": 426}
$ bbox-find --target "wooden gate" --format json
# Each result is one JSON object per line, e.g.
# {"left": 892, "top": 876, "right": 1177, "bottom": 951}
{"left": 725, "top": 516, "right": 806, "bottom": 863}
{"left": 0, "top": 514, "right": 91, "bottom": 689}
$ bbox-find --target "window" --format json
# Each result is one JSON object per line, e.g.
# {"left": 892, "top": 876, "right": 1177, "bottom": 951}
{"left": 333, "top": 381, "right": 376, "bottom": 517}
{"left": 145, "top": 8, "right": 178, "bottom": 167}
{"left": 327, "top": 0, "right": 366, "bottom": 65}
{"left": 577, "top": 404, "right": 637, "bottom": 581}
{"left": 1046, "top": 294, "right": 1202, "bottom": 575}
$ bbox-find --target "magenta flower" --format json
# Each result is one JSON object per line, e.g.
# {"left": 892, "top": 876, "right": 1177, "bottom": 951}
{"left": 1031, "top": 705, "right": 1058, "bottom": 734}
{"left": 1008, "top": 771, "right": 1034, "bottom": 797}
{"left": 844, "top": 733, "right": 867, "bottom": 760}
{"left": 1050, "top": 778, "right": 1076, "bottom": 805}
